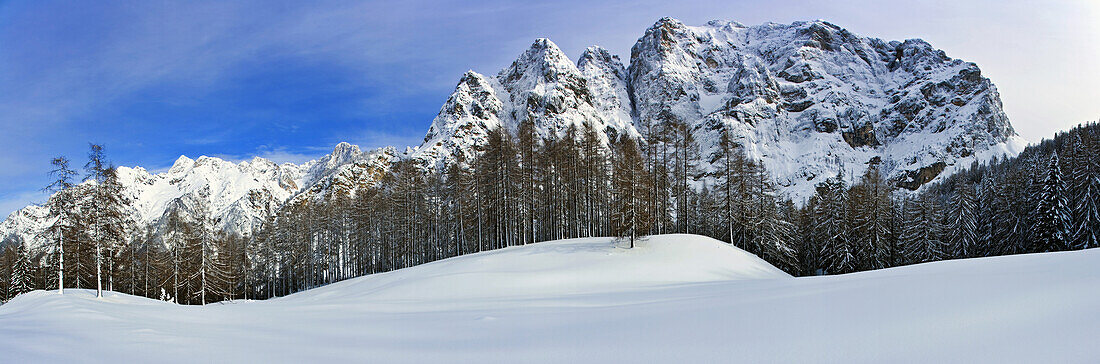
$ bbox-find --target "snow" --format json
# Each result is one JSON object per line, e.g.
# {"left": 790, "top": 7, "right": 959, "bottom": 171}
{"left": 2, "top": 234, "right": 1097, "bottom": 363}
{"left": 0, "top": 143, "right": 397, "bottom": 252}
{"left": 2, "top": 17, "right": 1030, "bottom": 251}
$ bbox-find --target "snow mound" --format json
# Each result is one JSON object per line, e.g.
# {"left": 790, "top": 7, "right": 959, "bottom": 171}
{"left": 283, "top": 234, "right": 790, "bottom": 304}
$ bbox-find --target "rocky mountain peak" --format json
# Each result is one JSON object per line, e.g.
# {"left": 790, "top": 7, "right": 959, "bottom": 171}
{"left": 3, "top": 17, "right": 1027, "bottom": 252}
{"left": 169, "top": 155, "right": 195, "bottom": 174}
{"left": 498, "top": 38, "right": 577, "bottom": 86}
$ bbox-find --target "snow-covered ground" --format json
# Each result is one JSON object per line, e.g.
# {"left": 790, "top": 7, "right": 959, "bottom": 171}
{"left": 1, "top": 234, "right": 1097, "bottom": 363}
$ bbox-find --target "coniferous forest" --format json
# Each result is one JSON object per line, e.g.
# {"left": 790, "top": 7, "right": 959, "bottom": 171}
{"left": 2, "top": 120, "right": 1099, "bottom": 304}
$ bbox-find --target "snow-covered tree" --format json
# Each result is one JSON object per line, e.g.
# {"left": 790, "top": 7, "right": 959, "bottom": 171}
{"left": 1033, "top": 152, "right": 1071, "bottom": 252}
{"left": 1068, "top": 134, "right": 1100, "bottom": 249}
{"left": 9, "top": 242, "right": 34, "bottom": 297}
{"left": 947, "top": 183, "right": 978, "bottom": 258}
{"left": 848, "top": 163, "right": 896, "bottom": 270}
{"left": 901, "top": 194, "right": 945, "bottom": 264}
{"left": 815, "top": 173, "right": 852, "bottom": 274}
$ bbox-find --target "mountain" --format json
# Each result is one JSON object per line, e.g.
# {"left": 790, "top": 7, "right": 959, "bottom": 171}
{"left": 2, "top": 17, "right": 1025, "bottom": 250}
{"left": 627, "top": 18, "right": 1023, "bottom": 196}
{"left": 0, "top": 143, "right": 395, "bottom": 249}
{"left": 413, "top": 18, "right": 1024, "bottom": 197}
{"left": 411, "top": 39, "right": 638, "bottom": 169}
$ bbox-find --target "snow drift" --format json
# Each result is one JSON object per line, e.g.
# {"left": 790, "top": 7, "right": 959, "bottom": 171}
{"left": 2, "top": 234, "right": 1098, "bottom": 363}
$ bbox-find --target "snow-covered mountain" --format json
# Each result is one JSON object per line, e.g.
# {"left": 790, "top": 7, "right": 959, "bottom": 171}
{"left": 411, "top": 39, "right": 639, "bottom": 168}
{"left": 627, "top": 18, "right": 1024, "bottom": 196}
{"left": 2, "top": 17, "right": 1026, "bottom": 250}
{"left": 0, "top": 143, "right": 395, "bottom": 248}
{"left": 412, "top": 17, "right": 1024, "bottom": 196}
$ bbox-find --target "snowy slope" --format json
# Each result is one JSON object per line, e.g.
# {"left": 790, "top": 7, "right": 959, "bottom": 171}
{"left": 2, "top": 234, "right": 1098, "bottom": 363}
{"left": 282, "top": 234, "right": 788, "bottom": 305}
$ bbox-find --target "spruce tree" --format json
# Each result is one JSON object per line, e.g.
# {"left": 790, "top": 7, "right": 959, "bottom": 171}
{"left": 947, "top": 183, "right": 978, "bottom": 258}
{"left": 901, "top": 194, "right": 945, "bottom": 263}
{"left": 1068, "top": 134, "right": 1100, "bottom": 249}
{"left": 9, "top": 242, "right": 34, "bottom": 297}
{"left": 814, "top": 173, "right": 852, "bottom": 274}
{"left": 1033, "top": 152, "right": 1071, "bottom": 252}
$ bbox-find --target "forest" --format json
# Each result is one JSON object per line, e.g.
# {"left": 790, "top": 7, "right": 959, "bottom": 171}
{"left": 2, "top": 120, "right": 1098, "bottom": 304}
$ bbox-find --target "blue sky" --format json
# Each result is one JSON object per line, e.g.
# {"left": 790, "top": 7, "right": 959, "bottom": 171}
{"left": 1, "top": 0, "right": 1098, "bottom": 217}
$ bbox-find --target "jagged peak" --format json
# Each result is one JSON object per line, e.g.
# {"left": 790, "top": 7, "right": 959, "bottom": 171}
{"left": 578, "top": 46, "right": 622, "bottom": 68}
{"left": 332, "top": 141, "right": 361, "bottom": 158}
{"left": 519, "top": 38, "right": 569, "bottom": 64}
{"left": 460, "top": 69, "right": 486, "bottom": 81}
{"left": 169, "top": 155, "right": 194, "bottom": 173}
{"left": 652, "top": 16, "right": 685, "bottom": 29}
{"left": 499, "top": 38, "right": 577, "bottom": 83}
{"left": 455, "top": 70, "right": 494, "bottom": 91}
{"left": 530, "top": 38, "right": 558, "bottom": 51}
{"left": 247, "top": 156, "right": 273, "bottom": 166}
{"left": 704, "top": 19, "right": 746, "bottom": 29}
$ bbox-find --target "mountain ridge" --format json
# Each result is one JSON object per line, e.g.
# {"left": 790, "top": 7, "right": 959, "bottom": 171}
{"left": 1, "top": 17, "right": 1025, "bottom": 251}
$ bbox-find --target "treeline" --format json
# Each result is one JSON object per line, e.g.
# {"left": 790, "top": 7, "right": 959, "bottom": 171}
{"left": 3, "top": 121, "right": 1100, "bottom": 303}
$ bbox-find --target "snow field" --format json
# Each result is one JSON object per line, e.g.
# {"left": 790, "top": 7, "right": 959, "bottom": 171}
{"left": 1, "top": 234, "right": 1097, "bottom": 363}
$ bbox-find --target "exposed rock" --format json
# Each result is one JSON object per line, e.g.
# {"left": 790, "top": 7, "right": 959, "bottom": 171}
{"left": 895, "top": 162, "right": 947, "bottom": 190}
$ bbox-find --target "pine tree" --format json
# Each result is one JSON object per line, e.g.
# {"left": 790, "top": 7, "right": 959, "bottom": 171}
{"left": 975, "top": 177, "right": 998, "bottom": 257}
{"left": 9, "top": 242, "right": 34, "bottom": 297}
{"left": 755, "top": 196, "right": 799, "bottom": 273}
{"left": 1033, "top": 152, "right": 1071, "bottom": 252}
{"left": 947, "top": 183, "right": 978, "bottom": 258}
{"left": 849, "top": 164, "right": 895, "bottom": 270}
{"left": 1068, "top": 134, "right": 1100, "bottom": 249}
{"left": 901, "top": 193, "right": 945, "bottom": 263}
{"left": 814, "top": 173, "right": 852, "bottom": 274}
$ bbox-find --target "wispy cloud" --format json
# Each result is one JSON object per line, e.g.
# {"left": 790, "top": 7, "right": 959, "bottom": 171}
{"left": 211, "top": 146, "right": 322, "bottom": 166}
{"left": 0, "top": 190, "right": 49, "bottom": 220}
{"left": 345, "top": 130, "right": 426, "bottom": 151}
{"left": 256, "top": 148, "right": 322, "bottom": 165}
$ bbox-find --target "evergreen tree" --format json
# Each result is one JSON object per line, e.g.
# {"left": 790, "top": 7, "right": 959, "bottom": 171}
{"left": 1033, "top": 152, "right": 1071, "bottom": 252}
{"left": 848, "top": 164, "right": 895, "bottom": 269}
{"left": 947, "top": 183, "right": 978, "bottom": 258}
{"left": 1068, "top": 134, "right": 1100, "bottom": 249}
{"left": 975, "top": 177, "right": 999, "bottom": 257}
{"left": 814, "top": 173, "right": 852, "bottom": 274}
{"left": 9, "top": 242, "right": 34, "bottom": 297}
{"left": 901, "top": 194, "right": 945, "bottom": 263}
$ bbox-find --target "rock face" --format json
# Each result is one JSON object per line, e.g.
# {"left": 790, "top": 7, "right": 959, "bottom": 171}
{"left": 411, "top": 38, "right": 639, "bottom": 168}
{"left": 412, "top": 18, "right": 1023, "bottom": 199}
{"left": 2, "top": 17, "right": 1026, "bottom": 250}
{"left": 625, "top": 18, "right": 1023, "bottom": 197}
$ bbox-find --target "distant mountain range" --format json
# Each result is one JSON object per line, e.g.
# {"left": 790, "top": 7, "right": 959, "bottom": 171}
{"left": 1, "top": 18, "right": 1025, "bottom": 250}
